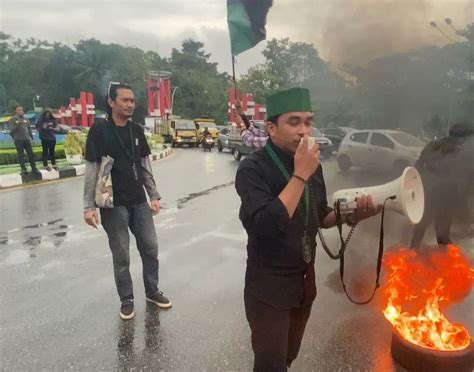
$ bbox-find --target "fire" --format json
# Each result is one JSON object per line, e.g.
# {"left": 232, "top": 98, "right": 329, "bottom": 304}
{"left": 382, "top": 244, "right": 474, "bottom": 351}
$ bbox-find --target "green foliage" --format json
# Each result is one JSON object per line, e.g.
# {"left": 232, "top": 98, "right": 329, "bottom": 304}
{"left": 0, "top": 144, "right": 65, "bottom": 165}
{"left": 240, "top": 23, "right": 473, "bottom": 132}
{"left": 169, "top": 39, "right": 231, "bottom": 125}
{"left": 63, "top": 132, "right": 83, "bottom": 155}
{"left": 7, "top": 99, "right": 20, "bottom": 112}
{"left": 0, "top": 35, "right": 230, "bottom": 125}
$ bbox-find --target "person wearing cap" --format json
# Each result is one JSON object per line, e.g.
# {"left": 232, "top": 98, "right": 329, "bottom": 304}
{"left": 410, "top": 121, "right": 474, "bottom": 248}
{"left": 235, "top": 87, "right": 379, "bottom": 371}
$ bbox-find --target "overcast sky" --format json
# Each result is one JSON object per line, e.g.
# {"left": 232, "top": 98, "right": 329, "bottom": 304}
{"left": 1, "top": 0, "right": 472, "bottom": 75}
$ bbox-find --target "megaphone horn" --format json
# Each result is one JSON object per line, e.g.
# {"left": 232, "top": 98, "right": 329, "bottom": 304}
{"left": 332, "top": 167, "right": 425, "bottom": 224}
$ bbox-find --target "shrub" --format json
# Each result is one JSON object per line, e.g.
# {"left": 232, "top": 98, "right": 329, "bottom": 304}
{"left": 63, "top": 132, "right": 83, "bottom": 155}
{"left": 0, "top": 144, "right": 65, "bottom": 165}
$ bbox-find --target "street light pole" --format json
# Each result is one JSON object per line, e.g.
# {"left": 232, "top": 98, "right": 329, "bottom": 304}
{"left": 429, "top": 21, "right": 456, "bottom": 43}
{"left": 0, "top": 84, "right": 7, "bottom": 113}
{"left": 171, "top": 86, "right": 179, "bottom": 116}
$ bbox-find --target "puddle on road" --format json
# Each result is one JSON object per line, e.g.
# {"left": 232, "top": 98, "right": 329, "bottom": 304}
{"left": 0, "top": 218, "right": 73, "bottom": 260}
{"left": 175, "top": 181, "right": 234, "bottom": 209}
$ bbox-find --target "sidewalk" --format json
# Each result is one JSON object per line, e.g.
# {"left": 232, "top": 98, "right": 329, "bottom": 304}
{"left": 0, "top": 146, "right": 172, "bottom": 189}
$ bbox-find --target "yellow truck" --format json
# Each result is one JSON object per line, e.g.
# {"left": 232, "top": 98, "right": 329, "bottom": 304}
{"left": 170, "top": 119, "right": 198, "bottom": 147}
{"left": 194, "top": 117, "right": 219, "bottom": 145}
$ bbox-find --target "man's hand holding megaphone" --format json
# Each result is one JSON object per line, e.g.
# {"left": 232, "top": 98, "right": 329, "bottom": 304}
{"left": 352, "top": 195, "right": 382, "bottom": 222}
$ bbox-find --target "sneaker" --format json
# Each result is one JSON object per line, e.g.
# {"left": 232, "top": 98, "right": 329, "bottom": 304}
{"left": 32, "top": 168, "right": 41, "bottom": 175}
{"left": 44, "top": 166, "right": 52, "bottom": 171}
{"left": 52, "top": 165, "right": 59, "bottom": 171}
{"left": 120, "top": 300, "right": 135, "bottom": 320}
{"left": 146, "top": 291, "right": 172, "bottom": 309}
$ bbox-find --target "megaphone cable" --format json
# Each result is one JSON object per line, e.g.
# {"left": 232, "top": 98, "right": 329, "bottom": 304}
{"left": 310, "top": 183, "right": 395, "bottom": 305}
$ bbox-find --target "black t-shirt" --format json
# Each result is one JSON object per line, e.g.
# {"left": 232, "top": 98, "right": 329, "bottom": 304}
{"left": 85, "top": 119, "right": 151, "bottom": 207}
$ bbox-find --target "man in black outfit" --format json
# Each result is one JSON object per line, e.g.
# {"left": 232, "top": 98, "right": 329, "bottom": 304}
{"left": 83, "top": 83, "right": 171, "bottom": 320}
{"left": 410, "top": 122, "right": 474, "bottom": 248}
{"left": 235, "top": 88, "right": 379, "bottom": 371}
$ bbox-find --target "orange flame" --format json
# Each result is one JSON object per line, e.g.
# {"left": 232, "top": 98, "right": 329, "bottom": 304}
{"left": 382, "top": 244, "right": 474, "bottom": 351}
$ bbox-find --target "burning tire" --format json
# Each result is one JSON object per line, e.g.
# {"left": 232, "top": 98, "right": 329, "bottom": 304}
{"left": 391, "top": 331, "right": 474, "bottom": 372}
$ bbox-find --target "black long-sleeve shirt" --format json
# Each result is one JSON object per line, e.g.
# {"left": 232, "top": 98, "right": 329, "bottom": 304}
{"left": 235, "top": 139, "right": 331, "bottom": 309}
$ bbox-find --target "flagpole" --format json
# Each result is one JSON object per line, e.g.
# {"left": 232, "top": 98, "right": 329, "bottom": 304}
{"left": 231, "top": 55, "right": 237, "bottom": 97}
{"left": 231, "top": 55, "right": 238, "bottom": 124}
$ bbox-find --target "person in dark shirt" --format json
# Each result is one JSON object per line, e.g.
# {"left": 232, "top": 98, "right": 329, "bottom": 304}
{"left": 9, "top": 105, "right": 39, "bottom": 175}
{"left": 235, "top": 88, "right": 379, "bottom": 371}
{"left": 410, "top": 121, "right": 474, "bottom": 248}
{"left": 83, "top": 83, "right": 171, "bottom": 320}
{"left": 36, "top": 110, "right": 60, "bottom": 171}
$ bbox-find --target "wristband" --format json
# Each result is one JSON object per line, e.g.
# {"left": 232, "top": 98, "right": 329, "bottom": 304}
{"left": 292, "top": 174, "right": 307, "bottom": 183}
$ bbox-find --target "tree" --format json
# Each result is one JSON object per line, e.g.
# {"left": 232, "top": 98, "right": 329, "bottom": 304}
{"left": 169, "top": 39, "right": 230, "bottom": 124}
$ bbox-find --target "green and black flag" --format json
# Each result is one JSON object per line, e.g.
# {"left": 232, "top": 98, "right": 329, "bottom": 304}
{"left": 227, "top": 0, "right": 273, "bottom": 56}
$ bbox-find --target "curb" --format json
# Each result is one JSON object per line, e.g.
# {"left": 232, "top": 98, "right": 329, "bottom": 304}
{"left": 0, "top": 147, "right": 173, "bottom": 190}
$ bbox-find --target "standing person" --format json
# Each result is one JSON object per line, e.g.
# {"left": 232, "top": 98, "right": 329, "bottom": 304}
{"left": 83, "top": 83, "right": 171, "bottom": 320}
{"left": 36, "top": 110, "right": 59, "bottom": 171}
{"left": 410, "top": 121, "right": 474, "bottom": 248}
{"left": 235, "top": 100, "right": 268, "bottom": 151}
{"left": 9, "top": 105, "right": 39, "bottom": 175}
{"left": 235, "top": 88, "right": 379, "bottom": 371}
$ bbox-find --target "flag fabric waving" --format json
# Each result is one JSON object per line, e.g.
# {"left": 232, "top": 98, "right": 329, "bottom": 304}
{"left": 227, "top": 0, "right": 273, "bottom": 56}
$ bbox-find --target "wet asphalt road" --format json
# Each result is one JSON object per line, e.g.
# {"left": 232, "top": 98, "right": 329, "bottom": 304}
{"left": 1, "top": 147, "right": 473, "bottom": 371}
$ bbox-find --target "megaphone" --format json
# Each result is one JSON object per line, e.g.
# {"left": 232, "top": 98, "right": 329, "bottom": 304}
{"left": 332, "top": 167, "right": 425, "bottom": 224}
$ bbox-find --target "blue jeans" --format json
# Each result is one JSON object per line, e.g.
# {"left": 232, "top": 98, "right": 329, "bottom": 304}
{"left": 101, "top": 202, "right": 159, "bottom": 302}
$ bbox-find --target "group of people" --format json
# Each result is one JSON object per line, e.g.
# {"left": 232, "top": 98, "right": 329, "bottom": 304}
{"left": 8, "top": 105, "right": 60, "bottom": 174}
{"left": 82, "top": 84, "right": 379, "bottom": 371}
{"left": 8, "top": 82, "right": 473, "bottom": 370}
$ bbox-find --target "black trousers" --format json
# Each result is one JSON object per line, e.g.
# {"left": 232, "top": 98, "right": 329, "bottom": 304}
{"left": 14, "top": 140, "right": 36, "bottom": 172}
{"left": 410, "top": 199, "right": 453, "bottom": 248}
{"left": 244, "top": 293, "right": 312, "bottom": 372}
{"left": 41, "top": 139, "right": 56, "bottom": 166}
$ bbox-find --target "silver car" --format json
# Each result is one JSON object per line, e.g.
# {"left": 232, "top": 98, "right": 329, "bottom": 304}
{"left": 337, "top": 129, "right": 425, "bottom": 174}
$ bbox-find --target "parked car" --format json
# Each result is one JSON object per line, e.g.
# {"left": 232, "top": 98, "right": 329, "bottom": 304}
{"left": 337, "top": 130, "right": 425, "bottom": 174}
{"left": 227, "top": 123, "right": 333, "bottom": 161}
{"left": 57, "top": 124, "right": 72, "bottom": 134}
{"left": 312, "top": 128, "right": 334, "bottom": 158}
{"left": 217, "top": 127, "right": 231, "bottom": 152}
{"left": 339, "top": 127, "right": 354, "bottom": 135}
{"left": 319, "top": 127, "right": 348, "bottom": 152}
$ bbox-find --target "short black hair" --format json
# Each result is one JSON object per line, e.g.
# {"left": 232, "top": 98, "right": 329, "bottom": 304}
{"left": 267, "top": 115, "right": 280, "bottom": 124}
{"left": 106, "top": 83, "right": 133, "bottom": 116}
{"left": 108, "top": 83, "right": 133, "bottom": 101}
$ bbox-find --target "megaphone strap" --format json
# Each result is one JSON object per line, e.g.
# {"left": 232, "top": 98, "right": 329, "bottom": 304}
{"left": 338, "top": 196, "right": 394, "bottom": 305}
{"left": 311, "top": 187, "right": 394, "bottom": 305}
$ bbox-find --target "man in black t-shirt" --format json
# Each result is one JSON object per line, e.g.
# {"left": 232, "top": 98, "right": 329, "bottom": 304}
{"left": 83, "top": 83, "right": 171, "bottom": 320}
